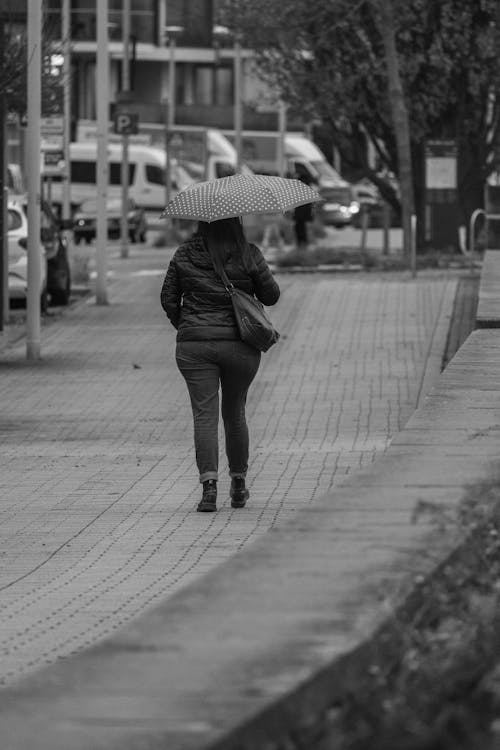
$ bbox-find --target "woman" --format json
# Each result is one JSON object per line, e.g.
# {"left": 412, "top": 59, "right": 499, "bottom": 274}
{"left": 160, "top": 217, "right": 280, "bottom": 513}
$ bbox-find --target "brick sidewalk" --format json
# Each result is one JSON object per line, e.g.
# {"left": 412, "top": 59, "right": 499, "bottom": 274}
{"left": 0, "top": 245, "right": 456, "bottom": 686}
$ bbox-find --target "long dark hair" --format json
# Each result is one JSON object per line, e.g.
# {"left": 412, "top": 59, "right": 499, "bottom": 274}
{"left": 197, "top": 218, "right": 253, "bottom": 274}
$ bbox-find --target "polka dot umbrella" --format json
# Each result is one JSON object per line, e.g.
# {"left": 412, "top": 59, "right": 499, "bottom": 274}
{"left": 160, "top": 173, "right": 321, "bottom": 223}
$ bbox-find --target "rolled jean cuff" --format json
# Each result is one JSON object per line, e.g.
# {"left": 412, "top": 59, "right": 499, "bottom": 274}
{"left": 199, "top": 471, "right": 218, "bottom": 484}
{"left": 229, "top": 471, "right": 247, "bottom": 479}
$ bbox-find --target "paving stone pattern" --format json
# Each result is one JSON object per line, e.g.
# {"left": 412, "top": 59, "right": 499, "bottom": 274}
{"left": 0, "top": 248, "right": 456, "bottom": 686}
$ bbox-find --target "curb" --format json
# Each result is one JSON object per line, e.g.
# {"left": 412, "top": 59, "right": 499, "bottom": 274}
{"left": 270, "top": 263, "right": 364, "bottom": 273}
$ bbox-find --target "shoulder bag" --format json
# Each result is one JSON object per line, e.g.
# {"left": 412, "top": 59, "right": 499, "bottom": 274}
{"left": 214, "top": 264, "right": 280, "bottom": 353}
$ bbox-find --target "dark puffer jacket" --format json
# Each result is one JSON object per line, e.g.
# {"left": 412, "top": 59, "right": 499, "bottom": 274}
{"left": 160, "top": 235, "right": 280, "bottom": 341}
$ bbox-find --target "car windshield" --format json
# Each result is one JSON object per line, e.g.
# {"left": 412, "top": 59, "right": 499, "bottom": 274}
{"left": 310, "top": 160, "right": 342, "bottom": 181}
{"left": 322, "top": 186, "right": 353, "bottom": 204}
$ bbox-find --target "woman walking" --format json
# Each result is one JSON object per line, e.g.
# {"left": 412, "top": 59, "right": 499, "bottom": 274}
{"left": 160, "top": 217, "right": 280, "bottom": 513}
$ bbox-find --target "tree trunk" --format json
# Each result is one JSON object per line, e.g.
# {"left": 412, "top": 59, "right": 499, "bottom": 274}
{"left": 374, "top": 0, "right": 415, "bottom": 261}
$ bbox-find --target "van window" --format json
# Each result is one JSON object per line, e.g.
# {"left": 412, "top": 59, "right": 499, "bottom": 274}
{"left": 291, "top": 161, "right": 317, "bottom": 184}
{"left": 145, "top": 164, "right": 165, "bottom": 185}
{"left": 71, "top": 160, "right": 96, "bottom": 183}
{"left": 70, "top": 160, "right": 136, "bottom": 185}
{"left": 110, "top": 162, "right": 135, "bottom": 185}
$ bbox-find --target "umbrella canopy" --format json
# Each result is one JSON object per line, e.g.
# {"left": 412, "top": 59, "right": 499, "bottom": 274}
{"left": 160, "top": 173, "right": 321, "bottom": 223}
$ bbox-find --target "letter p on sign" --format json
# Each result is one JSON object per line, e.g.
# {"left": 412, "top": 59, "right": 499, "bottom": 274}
{"left": 113, "top": 112, "right": 139, "bottom": 135}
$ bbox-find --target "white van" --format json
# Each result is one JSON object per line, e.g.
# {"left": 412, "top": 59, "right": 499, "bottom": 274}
{"left": 284, "top": 135, "right": 343, "bottom": 187}
{"left": 223, "top": 131, "right": 359, "bottom": 227}
{"left": 47, "top": 142, "right": 171, "bottom": 213}
{"left": 285, "top": 137, "right": 360, "bottom": 226}
{"left": 47, "top": 131, "right": 246, "bottom": 216}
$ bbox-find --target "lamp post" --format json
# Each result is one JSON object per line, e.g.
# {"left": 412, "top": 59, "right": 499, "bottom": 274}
{"left": 26, "top": 1, "right": 42, "bottom": 359}
{"left": 62, "top": 0, "right": 71, "bottom": 241}
{"left": 277, "top": 100, "right": 287, "bottom": 177}
{"left": 233, "top": 38, "right": 242, "bottom": 173}
{"left": 95, "top": 0, "right": 109, "bottom": 305}
{"left": 164, "top": 25, "right": 184, "bottom": 209}
{"left": 120, "top": 0, "right": 131, "bottom": 259}
{"left": 212, "top": 25, "right": 243, "bottom": 173}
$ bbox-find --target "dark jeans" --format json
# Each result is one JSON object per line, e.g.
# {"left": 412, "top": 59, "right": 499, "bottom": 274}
{"left": 176, "top": 340, "right": 261, "bottom": 483}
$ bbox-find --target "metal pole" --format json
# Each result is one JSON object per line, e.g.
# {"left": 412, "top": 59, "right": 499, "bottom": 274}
{"left": 96, "top": 0, "right": 109, "bottom": 304}
{"left": 277, "top": 101, "right": 286, "bottom": 177}
{"left": 165, "top": 36, "right": 176, "bottom": 208}
{"left": 0, "top": 16, "right": 6, "bottom": 337}
{"left": 234, "top": 40, "right": 242, "bottom": 173}
{"left": 26, "top": 1, "right": 42, "bottom": 359}
{"left": 410, "top": 213, "right": 417, "bottom": 278}
{"left": 382, "top": 202, "right": 390, "bottom": 255}
{"left": 62, "top": 0, "right": 71, "bottom": 230}
{"left": 2, "top": 187, "right": 7, "bottom": 330}
{"left": 120, "top": 0, "right": 130, "bottom": 258}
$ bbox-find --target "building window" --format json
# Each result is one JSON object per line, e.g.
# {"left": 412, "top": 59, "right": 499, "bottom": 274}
{"left": 194, "top": 67, "right": 214, "bottom": 107}
{"left": 167, "top": 0, "right": 214, "bottom": 47}
{"left": 215, "top": 67, "right": 232, "bottom": 106}
{"left": 44, "top": 0, "right": 156, "bottom": 44}
{"left": 193, "top": 65, "right": 233, "bottom": 106}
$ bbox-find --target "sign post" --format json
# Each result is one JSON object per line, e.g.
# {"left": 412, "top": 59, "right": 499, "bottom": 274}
{"left": 119, "top": 0, "right": 131, "bottom": 259}
{"left": 95, "top": 0, "right": 109, "bottom": 305}
{"left": 424, "top": 140, "right": 459, "bottom": 251}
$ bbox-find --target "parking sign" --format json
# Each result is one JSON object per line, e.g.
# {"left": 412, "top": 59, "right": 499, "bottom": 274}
{"left": 113, "top": 113, "right": 139, "bottom": 136}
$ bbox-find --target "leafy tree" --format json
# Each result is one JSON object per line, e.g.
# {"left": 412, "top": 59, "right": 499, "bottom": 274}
{"left": 222, "top": 0, "right": 500, "bottom": 250}
{"left": 0, "top": 16, "right": 64, "bottom": 120}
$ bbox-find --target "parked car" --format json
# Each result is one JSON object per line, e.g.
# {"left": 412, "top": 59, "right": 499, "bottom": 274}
{"left": 319, "top": 183, "right": 360, "bottom": 228}
{"left": 8, "top": 196, "right": 72, "bottom": 308}
{"left": 351, "top": 181, "right": 401, "bottom": 229}
{"left": 8, "top": 198, "right": 48, "bottom": 310}
{"left": 73, "top": 197, "right": 147, "bottom": 244}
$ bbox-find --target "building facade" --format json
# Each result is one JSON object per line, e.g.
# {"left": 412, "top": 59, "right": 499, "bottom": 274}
{"left": 43, "top": 0, "right": 287, "bottom": 134}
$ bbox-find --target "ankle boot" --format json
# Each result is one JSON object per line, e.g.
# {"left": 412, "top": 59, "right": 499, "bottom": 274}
{"left": 230, "top": 477, "right": 249, "bottom": 508}
{"left": 197, "top": 480, "right": 217, "bottom": 512}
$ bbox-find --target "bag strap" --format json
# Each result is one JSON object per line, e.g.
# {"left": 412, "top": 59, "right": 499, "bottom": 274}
{"left": 209, "top": 255, "right": 235, "bottom": 295}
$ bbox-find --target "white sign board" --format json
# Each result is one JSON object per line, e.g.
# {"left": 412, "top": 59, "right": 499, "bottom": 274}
{"left": 41, "top": 116, "right": 64, "bottom": 136}
{"left": 425, "top": 140, "right": 457, "bottom": 190}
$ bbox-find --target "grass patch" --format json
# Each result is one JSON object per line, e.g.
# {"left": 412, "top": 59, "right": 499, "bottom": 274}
{"left": 275, "top": 246, "right": 480, "bottom": 271}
